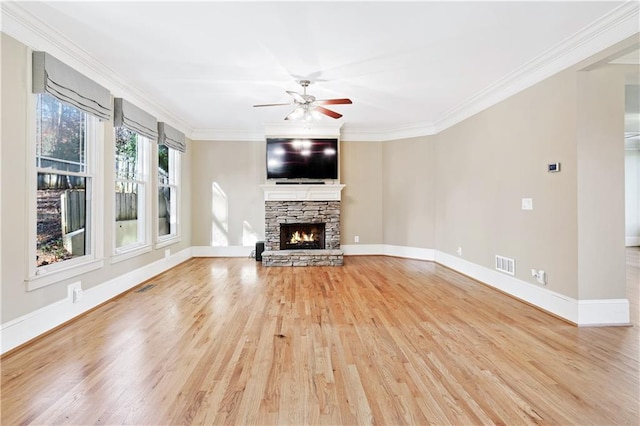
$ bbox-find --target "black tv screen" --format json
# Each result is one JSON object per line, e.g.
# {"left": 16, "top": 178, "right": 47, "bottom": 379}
{"left": 266, "top": 138, "right": 339, "bottom": 180}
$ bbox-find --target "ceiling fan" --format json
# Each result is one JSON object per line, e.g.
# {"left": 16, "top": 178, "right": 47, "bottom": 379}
{"left": 253, "top": 80, "right": 352, "bottom": 120}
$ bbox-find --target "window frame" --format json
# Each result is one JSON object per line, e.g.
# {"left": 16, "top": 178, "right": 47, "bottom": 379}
{"left": 111, "top": 130, "right": 152, "bottom": 263}
{"left": 156, "top": 144, "right": 181, "bottom": 248}
{"left": 26, "top": 93, "right": 105, "bottom": 291}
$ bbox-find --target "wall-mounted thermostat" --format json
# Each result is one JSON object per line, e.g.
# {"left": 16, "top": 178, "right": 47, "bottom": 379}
{"left": 548, "top": 163, "right": 561, "bottom": 173}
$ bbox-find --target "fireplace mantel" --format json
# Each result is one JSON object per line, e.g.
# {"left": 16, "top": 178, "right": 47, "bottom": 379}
{"left": 260, "top": 183, "right": 345, "bottom": 201}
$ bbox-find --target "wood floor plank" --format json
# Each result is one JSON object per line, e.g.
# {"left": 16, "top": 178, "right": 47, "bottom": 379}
{"left": 2, "top": 252, "right": 638, "bottom": 425}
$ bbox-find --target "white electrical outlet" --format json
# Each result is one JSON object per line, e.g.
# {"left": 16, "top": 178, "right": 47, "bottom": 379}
{"left": 165, "top": 249, "right": 171, "bottom": 259}
{"left": 531, "top": 269, "right": 546, "bottom": 285}
{"left": 68, "top": 282, "right": 83, "bottom": 303}
{"left": 354, "top": 235, "right": 359, "bottom": 243}
{"left": 522, "top": 198, "right": 533, "bottom": 210}
{"left": 537, "top": 270, "right": 546, "bottom": 285}
{"left": 73, "top": 288, "right": 83, "bottom": 303}
{"left": 456, "top": 247, "right": 462, "bottom": 256}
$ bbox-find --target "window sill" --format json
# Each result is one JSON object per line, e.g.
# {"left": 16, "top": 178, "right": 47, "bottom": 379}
{"left": 26, "top": 258, "right": 105, "bottom": 291}
{"left": 156, "top": 235, "right": 181, "bottom": 249}
{"left": 111, "top": 245, "right": 152, "bottom": 264}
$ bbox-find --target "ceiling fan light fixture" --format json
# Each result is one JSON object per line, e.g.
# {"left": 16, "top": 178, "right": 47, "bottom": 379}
{"left": 297, "top": 103, "right": 319, "bottom": 122}
{"left": 311, "top": 109, "right": 322, "bottom": 120}
{"left": 287, "top": 107, "right": 305, "bottom": 121}
{"left": 255, "top": 80, "right": 352, "bottom": 121}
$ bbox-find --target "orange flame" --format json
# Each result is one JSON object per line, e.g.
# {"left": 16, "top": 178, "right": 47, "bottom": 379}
{"left": 290, "top": 231, "right": 315, "bottom": 244}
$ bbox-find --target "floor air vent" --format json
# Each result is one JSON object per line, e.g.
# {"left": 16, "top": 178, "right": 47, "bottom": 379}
{"left": 135, "top": 284, "right": 156, "bottom": 293}
{"left": 495, "top": 255, "right": 515, "bottom": 276}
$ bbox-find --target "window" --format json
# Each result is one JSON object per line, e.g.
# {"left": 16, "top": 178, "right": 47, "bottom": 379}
{"left": 29, "top": 51, "right": 109, "bottom": 290}
{"left": 35, "top": 93, "right": 94, "bottom": 268}
{"left": 157, "top": 144, "right": 180, "bottom": 244}
{"left": 114, "top": 128, "right": 150, "bottom": 255}
{"left": 30, "top": 92, "right": 104, "bottom": 289}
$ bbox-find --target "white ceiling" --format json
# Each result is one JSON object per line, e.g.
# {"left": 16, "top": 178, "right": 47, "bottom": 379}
{"left": 2, "top": 1, "right": 638, "bottom": 140}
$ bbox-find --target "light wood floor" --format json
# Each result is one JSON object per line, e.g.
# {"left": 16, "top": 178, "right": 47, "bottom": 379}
{"left": 2, "top": 252, "right": 638, "bottom": 425}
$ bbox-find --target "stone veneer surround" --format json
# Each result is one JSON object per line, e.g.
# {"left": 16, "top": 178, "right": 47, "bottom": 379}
{"left": 262, "top": 200, "right": 344, "bottom": 266}
{"left": 261, "top": 249, "right": 344, "bottom": 267}
{"left": 264, "top": 201, "right": 340, "bottom": 250}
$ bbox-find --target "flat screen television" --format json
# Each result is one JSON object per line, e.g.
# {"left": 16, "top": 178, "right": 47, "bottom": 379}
{"left": 266, "top": 138, "right": 339, "bottom": 180}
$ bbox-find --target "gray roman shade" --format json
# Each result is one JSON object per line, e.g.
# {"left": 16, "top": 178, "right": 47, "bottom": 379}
{"left": 32, "top": 51, "right": 112, "bottom": 121}
{"left": 114, "top": 98, "right": 158, "bottom": 140}
{"left": 157, "top": 122, "right": 186, "bottom": 153}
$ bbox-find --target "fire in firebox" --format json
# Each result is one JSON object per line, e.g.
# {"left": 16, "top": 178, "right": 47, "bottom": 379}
{"left": 280, "top": 223, "right": 326, "bottom": 250}
{"left": 290, "top": 231, "right": 315, "bottom": 244}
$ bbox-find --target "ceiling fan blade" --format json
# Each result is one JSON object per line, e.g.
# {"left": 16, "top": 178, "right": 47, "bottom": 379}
{"left": 253, "top": 102, "right": 291, "bottom": 107}
{"left": 286, "top": 90, "right": 307, "bottom": 104}
{"left": 315, "top": 106, "right": 343, "bottom": 119}
{"left": 315, "top": 98, "right": 352, "bottom": 105}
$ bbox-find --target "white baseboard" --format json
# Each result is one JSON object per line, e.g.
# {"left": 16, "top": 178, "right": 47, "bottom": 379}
{"left": 1, "top": 248, "right": 192, "bottom": 355}
{"left": 2, "top": 243, "right": 631, "bottom": 355}
{"left": 191, "top": 245, "right": 253, "bottom": 257}
{"left": 341, "top": 244, "right": 385, "bottom": 255}
{"left": 578, "top": 299, "right": 630, "bottom": 326}
{"left": 342, "top": 245, "right": 632, "bottom": 325}
{"left": 383, "top": 244, "right": 435, "bottom": 261}
{"left": 434, "top": 250, "right": 630, "bottom": 326}
{"left": 625, "top": 236, "right": 640, "bottom": 247}
{"left": 342, "top": 244, "right": 435, "bottom": 260}
{"left": 435, "top": 250, "right": 580, "bottom": 322}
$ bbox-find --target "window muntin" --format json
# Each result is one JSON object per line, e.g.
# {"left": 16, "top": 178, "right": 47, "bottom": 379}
{"left": 115, "top": 128, "right": 149, "bottom": 252}
{"left": 35, "top": 93, "right": 93, "bottom": 268}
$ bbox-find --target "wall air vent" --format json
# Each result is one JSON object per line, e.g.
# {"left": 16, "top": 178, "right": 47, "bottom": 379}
{"left": 495, "top": 255, "right": 515, "bottom": 276}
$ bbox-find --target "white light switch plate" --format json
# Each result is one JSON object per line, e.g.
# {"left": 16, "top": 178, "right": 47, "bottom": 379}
{"left": 521, "top": 198, "right": 533, "bottom": 210}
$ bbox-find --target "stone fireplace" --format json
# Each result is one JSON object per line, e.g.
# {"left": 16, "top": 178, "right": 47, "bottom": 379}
{"left": 261, "top": 184, "right": 345, "bottom": 266}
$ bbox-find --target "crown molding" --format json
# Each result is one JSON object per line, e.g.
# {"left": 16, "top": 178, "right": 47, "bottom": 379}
{"left": 264, "top": 121, "right": 342, "bottom": 138}
{"left": 191, "top": 122, "right": 343, "bottom": 141}
{"left": 190, "top": 128, "right": 266, "bottom": 142}
{"left": 341, "top": 122, "right": 437, "bottom": 142}
{"left": 611, "top": 50, "right": 640, "bottom": 65}
{"left": 192, "top": 1, "right": 639, "bottom": 143}
{"left": 4, "top": 1, "right": 637, "bottom": 143}
{"left": 190, "top": 122, "right": 437, "bottom": 142}
{"left": 0, "top": 1, "right": 192, "bottom": 136}
{"left": 433, "top": 1, "right": 640, "bottom": 134}
{"left": 611, "top": 57, "right": 640, "bottom": 65}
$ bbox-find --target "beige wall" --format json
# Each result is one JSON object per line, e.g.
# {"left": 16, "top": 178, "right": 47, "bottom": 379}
{"left": 435, "top": 69, "right": 580, "bottom": 297}
{"left": 626, "top": 150, "right": 640, "bottom": 243}
{"left": 382, "top": 136, "right": 436, "bottom": 248}
{"left": 1, "top": 33, "right": 30, "bottom": 322}
{"left": 340, "top": 142, "right": 383, "bottom": 245}
{"left": 577, "top": 65, "right": 627, "bottom": 300}
{"left": 1, "top": 33, "right": 192, "bottom": 323}
{"left": 189, "top": 140, "right": 386, "bottom": 248}
{"left": 190, "top": 140, "right": 265, "bottom": 247}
